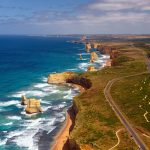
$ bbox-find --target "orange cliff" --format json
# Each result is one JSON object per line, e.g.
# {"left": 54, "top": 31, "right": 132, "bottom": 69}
{"left": 47, "top": 72, "right": 77, "bottom": 84}
{"left": 105, "top": 49, "right": 119, "bottom": 67}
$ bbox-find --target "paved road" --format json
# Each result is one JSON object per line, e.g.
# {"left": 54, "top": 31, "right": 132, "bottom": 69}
{"left": 104, "top": 44, "right": 150, "bottom": 150}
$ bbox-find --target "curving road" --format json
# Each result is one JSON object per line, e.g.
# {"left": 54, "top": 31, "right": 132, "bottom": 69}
{"left": 104, "top": 45, "right": 150, "bottom": 150}
{"left": 104, "top": 73, "right": 149, "bottom": 150}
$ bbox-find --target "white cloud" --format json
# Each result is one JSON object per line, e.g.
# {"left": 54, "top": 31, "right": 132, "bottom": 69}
{"left": 88, "top": 0, "right": 150, "bottom": 11}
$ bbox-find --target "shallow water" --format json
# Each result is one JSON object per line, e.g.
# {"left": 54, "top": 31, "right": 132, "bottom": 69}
{"left": 0, "top": 35, "right": 109, "bottom": 150}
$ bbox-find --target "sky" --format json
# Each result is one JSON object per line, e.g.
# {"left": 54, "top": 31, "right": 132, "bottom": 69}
{"left": 0, "top": 0, "right": 150, "bottom": 35}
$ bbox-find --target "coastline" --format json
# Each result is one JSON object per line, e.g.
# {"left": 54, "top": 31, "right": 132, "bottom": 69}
{"left": 51, "top": 84, "right": 85, "bottom": 150}
{"left": 51, "top": 62, "right": 109, "bottom": 150}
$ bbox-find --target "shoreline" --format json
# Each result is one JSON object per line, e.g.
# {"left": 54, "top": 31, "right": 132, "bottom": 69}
{"left": 50, "top": 62, "right": 109, "bottom": 150}
{"left": 51, "top": 84, "right": 85, "bottom": 150}
{"left": 51, "top": 109, "right": 72, "bottom": 150}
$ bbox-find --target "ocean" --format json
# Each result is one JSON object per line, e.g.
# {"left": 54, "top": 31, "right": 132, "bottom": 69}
{"left": 0, "top": 35, "right": 109, "bottom": 150}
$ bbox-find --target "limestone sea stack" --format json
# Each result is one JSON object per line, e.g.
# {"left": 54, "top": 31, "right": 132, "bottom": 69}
{"left": 25, "top": 98, "right": 42, "bottom": 114}
{"left": 47, "top": 72, "right": 77, "bottom": 84}
{"left": 90, "top": 52, "right": 98, "bottom": 63}
{"left": 21, "top": 95, "right": 28, "bottom": 105}
{"left": 85, "top": 43, "right": 91, "bottom": 52}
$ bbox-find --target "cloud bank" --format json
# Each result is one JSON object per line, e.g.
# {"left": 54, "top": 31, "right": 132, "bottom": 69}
{"left": 0, "top": 0, "right": 149, "bottom": 34}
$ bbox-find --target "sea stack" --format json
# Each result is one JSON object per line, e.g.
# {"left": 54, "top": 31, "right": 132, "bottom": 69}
{"left": 85, "top": 43, "right": 91, "bottom": 52}
{"left": 80, "top": 54, "right": 83, "bottom": 60}
{"left": 21, "top": 95, "right": 28, "bottom": 105}
{"left": 90, "top": 52, "right": 98, "bottom": 63}
{"left": 25, "top": 98, "right": 42, "bottom": 114}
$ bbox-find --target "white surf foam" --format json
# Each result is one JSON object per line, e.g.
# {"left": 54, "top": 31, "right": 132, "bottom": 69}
{"left": 78, "top": 62, "right": 89, "bottom": 71}
{"left": 4, "top": 122, "right": 13, "bottom": 126}
{"left": 11, "top": 90, "right": 48, "bottom": 98}
{"left": 0, "top": 139, "right": 7, "bottom": 146}
{"left": 33, "top": 83, "right": 49, "bottom": 88}
{"left": 67, "top": 68, "right": 77, "bottom": 71}
{"left": 0, "top": 100, "right": 19, "bottom": 107}
{"left": 42, "top": 77, "right": 47, "bottom": 82}
{"left": 77, "top": 53, "right": 90, "bottom": 56}
{"left": 7, "top": 116, "right": 21, "bottom": 120}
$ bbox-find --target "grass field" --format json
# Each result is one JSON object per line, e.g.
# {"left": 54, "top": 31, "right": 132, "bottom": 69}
{"left": 69, "top": 41, "right": 148, "bottom": 149}
{"left": 111, "top": 73, "right": 150, "bottom": 148}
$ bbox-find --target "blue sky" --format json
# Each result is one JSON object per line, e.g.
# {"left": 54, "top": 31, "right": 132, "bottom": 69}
{"left": 0, "top": 0, "right": 149, "bottom": 34}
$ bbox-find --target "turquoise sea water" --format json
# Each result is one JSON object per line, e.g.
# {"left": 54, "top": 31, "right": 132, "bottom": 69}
{"left": 0, "top": 35, "right": 109, "bottom": 150}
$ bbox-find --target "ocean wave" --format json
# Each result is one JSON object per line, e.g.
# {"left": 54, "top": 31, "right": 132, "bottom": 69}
{"left": 3, "top": 122, "right": 13, "bottom": 126}
{"left": 11, "top": 90, "right": 48, "bottom": 98}
{"left": 78, "top": 62, "right": 90, "bottom": 71}
{"left": 67, "top": 68, "right": 78, "bottom": 71}
{"left": 0, "top": 100, "right": 20, "bottom": 107}
{"left": 6, "top": 117, "right": 58, "bottom": 149}
{"left": 52, "top": 104, "right": 67, "bottom": 110}
{"left": 77, "top": 53, "right": 90, "bottom": 56}
{"left": 33, "top": 83, "right": 49, "bottom": 88}
{"left": 42, "top": 77, "right": 47, "bottom": 82}
{"left": 0, "top": 139, "right": 7, "bottom": 146}
{"left": 7, "top": 116, "right": 21, "bottom": 120}
{"left": 42, "top": 105, "right": 52, "bottom": 111}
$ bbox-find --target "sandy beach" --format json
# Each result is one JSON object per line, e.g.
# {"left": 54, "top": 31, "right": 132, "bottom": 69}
{"left": 52, "top": 110, "right": 72, "bottom": 150}
{"left": 51, "top": 84, "right": 85, "bottom": 150}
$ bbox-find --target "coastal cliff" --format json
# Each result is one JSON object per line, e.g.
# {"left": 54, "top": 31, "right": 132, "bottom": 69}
{"left": 48, "top": 72, "right": 77, "bottom": 84}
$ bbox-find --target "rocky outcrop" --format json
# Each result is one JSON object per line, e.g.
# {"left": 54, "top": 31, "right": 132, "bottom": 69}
{"left": 105, "top": 59, "right": 112, "bottom": 67}
{"left": 91, "top": 43, "right": 101, "bottom": 49}
{"left": 48, "top": 72, "right": 77, "bottom": 84}
{"left": 85, "top": 43, "right": 91, "bottom": 52}
{"left": 90, "top": 52, "right": 98, "bottom": 63}
{"left": 21, "top": 96, "right": 43, "bottom": 114}
{"left": 97, "top": 46, "right": 116, "bottom": 55}
{"left": 110, "top": 50, "right": 118, "bottom": 59}
{"left": 66, "top": 77, "right": 92, "bottom": 90}
{"left": 87, "top": 66, "right": 96, "bottom": 72}
{"left": 21, "top": 95, "right": 28, "bottom": 105}
{"left": 25, "top": 98, "right": 42, "bottom": 114}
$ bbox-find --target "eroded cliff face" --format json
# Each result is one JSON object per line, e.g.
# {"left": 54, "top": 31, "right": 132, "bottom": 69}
{"left": 47, "top": 72, "right": 77, "bottom": 84}
{"left": 110, "top": 50, "right": 118, "bottom": 59}
{"left": 66, "top": 77, "right": 92, "bottom": 90}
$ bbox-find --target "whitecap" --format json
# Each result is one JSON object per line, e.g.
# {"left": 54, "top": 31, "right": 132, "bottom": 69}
{"left": 67, "top": 68, "right": 77, "bottom": 71}
{"left": 0, "top": 100, "right": 19, "bottom": 107}
{"left": 77, "top": 53, "right": 90, "bottom": 56}
{"left": 33, "top": 83, "right": 49, "bottom": 88}
{"left": 7, "top": 116, "right": 21, "bottom": 120}
{"left": 42, "top": 77, "right": 47, "bottom": 82}
{"left": 0, "top": 139, "right": 7, "bottom": 146}
{"left": 42, "top": 106, "right": 52, "bottom": 111}
{"left": 4, "top": 122, "right": 13, "bottom": 126}
{"left": 41, "top": 100, "right": 51, "bottom": 105}
{"left": 11, "top": 90, "right": 48, "bottom": 98}
{"left": 78, "top": 62, "right": 89, "bottom": 71}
